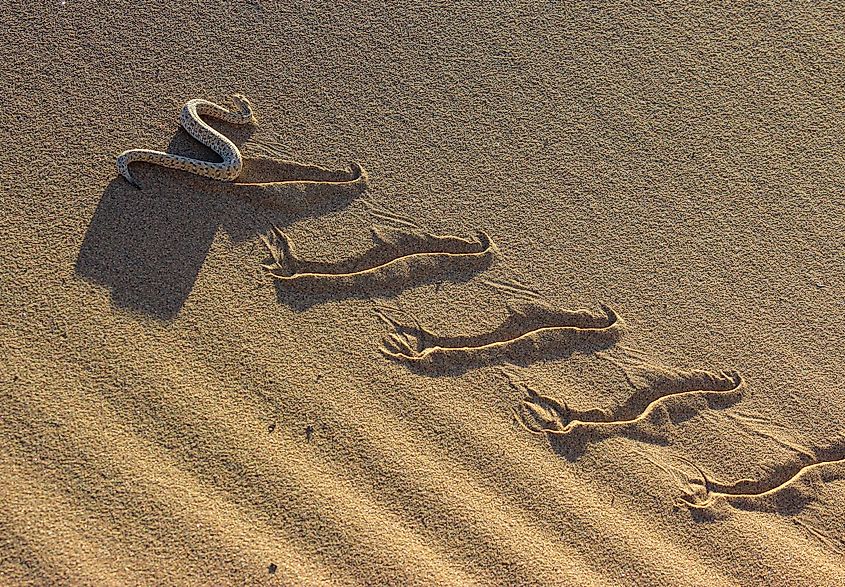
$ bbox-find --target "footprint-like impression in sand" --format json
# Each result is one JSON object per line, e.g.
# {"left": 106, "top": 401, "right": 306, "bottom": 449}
{"left": 377, "top": 303, "right": 623, "bottom": 375}
{"left": 509, "top": 359, "right": 744, "bottom": 459}
{"left": 262, "top": 225, "right": 494, "bottom": 309}
{"left": 674, "top": 439, "right": 845, "bottom": 515}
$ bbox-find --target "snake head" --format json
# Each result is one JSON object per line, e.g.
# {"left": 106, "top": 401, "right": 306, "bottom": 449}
{"left": 231, "top": 94, "right": 256, "bottom": 123}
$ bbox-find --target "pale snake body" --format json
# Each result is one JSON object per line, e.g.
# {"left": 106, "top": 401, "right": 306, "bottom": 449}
{"left": 116, "top": 95, "right": 254, "bottom": 188}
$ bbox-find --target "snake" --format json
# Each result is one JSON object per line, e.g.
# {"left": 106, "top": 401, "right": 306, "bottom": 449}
{"left": 116, "top": 94, "right": 255, "bottom": 188}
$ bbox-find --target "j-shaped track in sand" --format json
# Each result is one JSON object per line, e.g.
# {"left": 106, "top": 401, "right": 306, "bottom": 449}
{"left": 508, "top": 366, "right": 744, "bottom": 461}
{"left": 677, "top": 449, "right": 845, "bottom": 512}
{"left": 380, "top": 304, "right": 623, "bottom": 374}
{"left": 262, "top": 226, "right": 494, "bottom": 305}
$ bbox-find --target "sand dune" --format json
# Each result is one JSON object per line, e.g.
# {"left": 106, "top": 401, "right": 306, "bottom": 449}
{"left": 2, "top": 2, "right": 844, "bottom": 585}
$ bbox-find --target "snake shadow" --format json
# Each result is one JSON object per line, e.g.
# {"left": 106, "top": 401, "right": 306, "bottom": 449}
{"left": 76, "top": 124, "right": 367, "bottom": 319}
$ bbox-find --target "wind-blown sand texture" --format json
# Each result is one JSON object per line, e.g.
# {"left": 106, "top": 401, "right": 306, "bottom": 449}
{"left": 2, "top": 3, "right": 844, "bottom": 586}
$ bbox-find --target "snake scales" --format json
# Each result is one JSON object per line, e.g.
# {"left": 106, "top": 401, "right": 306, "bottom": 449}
{"left": 116, "top": 95, "right": 255, "bottom": 188}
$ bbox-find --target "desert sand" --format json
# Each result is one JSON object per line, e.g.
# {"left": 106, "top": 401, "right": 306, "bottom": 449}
{"left": 2, "top": 2, "right": 844, "bottom": 585}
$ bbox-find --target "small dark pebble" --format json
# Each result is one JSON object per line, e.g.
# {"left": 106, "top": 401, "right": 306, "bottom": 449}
{"left": 305, "top": 425, "right": 314, "bottom": 442}
{"left": 268, "top": 563, "right": 277, "bottom": 574}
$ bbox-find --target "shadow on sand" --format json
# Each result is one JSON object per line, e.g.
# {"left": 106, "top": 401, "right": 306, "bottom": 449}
{"left": 76, "top": 124, "right": 367, "bottom": 319}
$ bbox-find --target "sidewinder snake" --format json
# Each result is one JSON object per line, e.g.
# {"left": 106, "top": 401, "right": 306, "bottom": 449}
{"left": 116, "top": 94, "right": 255, "bottom": 188}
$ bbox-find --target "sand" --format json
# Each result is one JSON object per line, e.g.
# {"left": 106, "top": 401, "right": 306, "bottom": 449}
{"left": 2, "top": 2, "right": 844, "bottom": 585}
